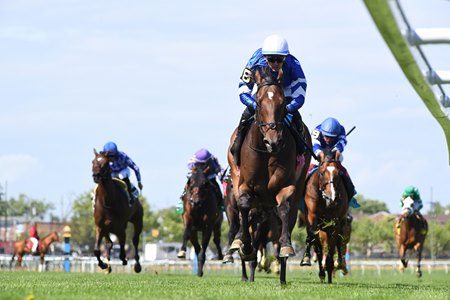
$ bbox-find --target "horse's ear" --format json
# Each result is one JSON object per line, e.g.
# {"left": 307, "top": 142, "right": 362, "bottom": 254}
{"left": 254, "top": 68, "right": 262, "bottom": 85}
{"left": 334, "top": 150, "right": 341, "bottom": 162}
{"left": 94, "top": 148, "right": 98, "bottom": 155}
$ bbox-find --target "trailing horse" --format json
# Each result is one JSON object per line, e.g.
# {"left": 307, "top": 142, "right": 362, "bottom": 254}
{"left": 10, "top": 231, "right": 59, "bottom": 270}
{"left": 303, "top": 149, "right": 349, "bottom": 283}
{"left": 395, "top": 198, "right": 428, "bottom": 277}
{"left": 221, "top": 171, "right": 240, "bottom": 264}
{"left": 177, "top": 164, "right": 223, "bottom": 277}
{"left": 228, "top": 66, "right": 311, "bottom": 285}
{"left": 92, "top": 149, "right": 144, "bottom": 273}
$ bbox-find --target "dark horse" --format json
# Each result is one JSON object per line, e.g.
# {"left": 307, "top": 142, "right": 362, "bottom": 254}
{"left": 228, "top": 66, "right": 312, "bottom": 284}
{"left": 177, "top": 164, "right": 223, "bottom": 277}
{"left": 10, "top": 231, "right": 59, "bottom": 270}
{"left": 395, "top": 200, "right": 428, "bottom": 277}
{"left": 92, "top": 149, "right": 144, "bottom": 273}
{"left": 303, "top": 149, "right": 349, "bottom": 283}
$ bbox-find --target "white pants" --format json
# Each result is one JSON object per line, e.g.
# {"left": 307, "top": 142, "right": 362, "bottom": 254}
{"left": 111, "top": 168, "right": 130, "bottom": 180}
{"left": 30, "top": 237, "right": 38, "bottom": 252}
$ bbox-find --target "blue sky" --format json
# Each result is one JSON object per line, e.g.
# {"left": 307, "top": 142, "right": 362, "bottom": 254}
{"left": 0, "top": 0, "right": 449, "bottom": 219}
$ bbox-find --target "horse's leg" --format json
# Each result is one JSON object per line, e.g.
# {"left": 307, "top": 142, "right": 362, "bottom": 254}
{"left": 17, "top": 253, "right": 23, "bottom": 269}
{"left": 277, "top": 195, "right": 295, "bottom": 257}
{"left": 116, "top": 231, "right": 128, "bottom": 266}
{"left": 241, "top": 259, "right": 248, "bottom": 282}
{"left": 237, "top": 192, "right": 255, "bottom": 260}
{"left": 197, "top": 228, "right": 213, "bottom": 277}
{"left": 94, "top": 227, "right": 107, "bottom": 270}
{"left": 325, "top": 231, "right": 337, "bottom": 284}
{"left": 415, "top": 243, "right": 423, "bottom": 277}
{"left": 279, "top": 257, "right": 288, "bottom": 285}
{"left": 300, "top": 232, "right": 313, "bottom": 266}
{"left": 249, "top": 258, "right": 257, "bottom": 282}
{"left": 132, "top": 218, "right": 143, "bottom": 273}
{"left": 178, "top": 222, "right": 192, "bottom": 259}
{"left": 310, "top": 227, "right": 325, "bottom": 282}
{"left": 213, "top": 219, "right": 223, "bottom": 260}
{"left": 398, "top": 243, "right": 407, "bottom": 271}
{"left": 223, "top": 217, "right": 239, "bottom": 263}
{"left": 104, "top": 235, "right": 113, "bottom": 273}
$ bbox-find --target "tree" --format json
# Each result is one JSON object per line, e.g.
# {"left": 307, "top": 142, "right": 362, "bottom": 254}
{"left": 5, "top": 193, "right": 54, "bottom": 220}
{"left": 353, "top": 194, "right": 389, "bottom": 214}
{"left": 70, "top": 192, "right": 95, "bottom": 254}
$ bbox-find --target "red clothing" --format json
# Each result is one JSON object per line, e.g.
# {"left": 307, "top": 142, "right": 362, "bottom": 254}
{"left": 29, "top": 226, "right": 39, "bottom": 239}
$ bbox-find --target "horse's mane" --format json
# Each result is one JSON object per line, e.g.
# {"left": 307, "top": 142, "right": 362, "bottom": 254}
{"left": 256, "top": 66, "right": 283, "bottom": 86}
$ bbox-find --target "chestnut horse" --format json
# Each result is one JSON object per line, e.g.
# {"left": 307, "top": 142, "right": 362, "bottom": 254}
{"left": 10, "top": 231, "right": 59, "bottom": 269}
{"left": 303, "top": 149, "right": 349, "bottom": 283}
{"left": 92, "top": 149, "right": 143, "bottom": 273}
{"left": 395, "top": 200, "right": 428, "bottom": 277}
{"left": 228, "top": 66, "right": 312, "bottom": 284}
{"left": 177, "top": 164, "right": 223, "bottom": 277}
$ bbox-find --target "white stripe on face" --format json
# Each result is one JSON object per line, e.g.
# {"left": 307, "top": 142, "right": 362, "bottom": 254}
{"left": 326, "top": 166, "right": 336, "bottom": 200}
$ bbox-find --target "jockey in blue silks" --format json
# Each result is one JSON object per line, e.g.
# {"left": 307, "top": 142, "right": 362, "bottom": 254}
{"left": 309, "top": 117, "right": 359, "bottom": 209}
{"left": 230, "top": 34, "right": 308, "bottom": 166}
{"left": 103, "top": 142, "right": 143, "bottom": 206}
{"left": 177, "top": 148, "right": 224, "bottom": 214}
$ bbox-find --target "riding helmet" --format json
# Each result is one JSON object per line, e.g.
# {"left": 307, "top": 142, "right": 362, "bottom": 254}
{"left": 262, "top": 34, "right": 289, "bottom": 56}
{"left": 194, "top": 148, "right": 212, "bottom": 163}
{"left": 320, "top": 117, "right": 341, "bottom": 137}
{"left": 403, "top": 185, "right": 420, "bottom": 199}
{"left": 103, "top": 142, "right": 118, "bottom": 154}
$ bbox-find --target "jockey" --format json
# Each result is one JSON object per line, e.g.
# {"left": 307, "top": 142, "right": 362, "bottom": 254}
{"left": 177, "top": 148, "right": 224, "bottom": 213}
{"left": 29, "top": 222, "right": 39, "bottom": 255}
{"left": 230, "top": 34, "right": 308, "bottom": 166}
{"left": 310, "top": 117, "right": 359, "bottom": 209}
{"left": 398, "top": 185, "right": 424, "bottom": 226}
{"left": 103, "top": 142, "right": 143, "bottom": 206}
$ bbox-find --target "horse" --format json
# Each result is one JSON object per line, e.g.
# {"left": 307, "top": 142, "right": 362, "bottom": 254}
{"left": 221, "top": 171, "right": 240, "bottom": 264}
{"left": 92, "top": 149, "right": 144, "bottom": 273}
{"left": 228, "top": 66, "right": 312, "bottom": 285}
{"left": 395, "top": 198, "right": 428, "bottom": 277}
{"left": 10, "top": 231, "right": 59, "bottom": 270}
{"left": 303, "top": 149, "right": 349, "bottom": 283}
{"left": 176, "top": 164, "right": 223, "bottom": 277}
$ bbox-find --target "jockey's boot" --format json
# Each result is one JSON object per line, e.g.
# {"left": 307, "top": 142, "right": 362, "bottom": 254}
{"left": 230, "top": 110, "right": 252, "bottom": 166}
{"left": 342, "top": 173, "right": 360, "bottom": 208}
{"left": 210, "top": 179, "right": 225, "bottom": 212}
{"left": 287, "top": 111, "right": 306, "bottom": 155}
{"left": 123, "top": 177, "right": 134, "bottom": 207}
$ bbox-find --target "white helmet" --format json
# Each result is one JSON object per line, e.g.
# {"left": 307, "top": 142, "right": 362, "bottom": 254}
{"left": 262, "top": 34, "right": 289, "bottom": 56}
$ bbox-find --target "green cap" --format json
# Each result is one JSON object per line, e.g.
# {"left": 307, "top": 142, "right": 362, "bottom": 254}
{"left": 402, "top": 185, "right": 420, "bottom": 199}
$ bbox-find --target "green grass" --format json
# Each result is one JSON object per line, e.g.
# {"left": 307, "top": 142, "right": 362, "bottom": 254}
{"left": 0, "top": 269, "right": 449, "bottom": 300}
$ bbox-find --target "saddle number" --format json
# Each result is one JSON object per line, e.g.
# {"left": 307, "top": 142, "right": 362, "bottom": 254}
{"left": 241, "top": 67, "right": 253, "bottom": 84}
{"left": 311, "top": 129, "right": 320, "bottom": 139}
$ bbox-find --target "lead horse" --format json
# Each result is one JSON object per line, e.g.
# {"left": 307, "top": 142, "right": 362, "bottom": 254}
{"left": 395, "top": 199, "right": 428, "bottom": 277}
{"left": 92, "top": 149, "right": 143, "bottom": 273}
{"left": 177, "top": 164, "right": 223, "bottom": 277}
{"left": 10, "top": 231, "right": 59, "bottom": 270}
{"left": 303, "top": 149, "right": 349, "bottom": 283}
{"left": 228, "top": 66, "right": 312, "bottom": 285}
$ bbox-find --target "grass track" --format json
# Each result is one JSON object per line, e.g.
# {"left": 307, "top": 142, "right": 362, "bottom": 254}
{"left": 0, "top": 269, "right": 449, "bottom": 300}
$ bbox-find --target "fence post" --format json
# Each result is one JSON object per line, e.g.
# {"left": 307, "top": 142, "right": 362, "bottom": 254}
{"left": 63, "top": 225, "right": 71, "bottom": 272}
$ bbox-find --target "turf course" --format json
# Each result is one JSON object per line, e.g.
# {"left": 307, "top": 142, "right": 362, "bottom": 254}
{"left": 0, "top": 269, "right": 448, "bottom": 300}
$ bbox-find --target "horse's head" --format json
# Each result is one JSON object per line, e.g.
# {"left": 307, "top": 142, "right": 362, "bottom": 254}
{"left": 254, "top": 66, "right": 286, "bottom": 153}
{"left": 401, "top": 196, "right": 414, "bottom": 218}
{"left": 92, "top": 149, "right": 111, "bottom": 183}
{"left": 318, "top": 149, "right": 344, "bottom": 207}
{"left": 187, "top": 165, "right": 211, "bottom": 209}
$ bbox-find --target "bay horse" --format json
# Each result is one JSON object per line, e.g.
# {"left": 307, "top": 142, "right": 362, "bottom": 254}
{"left": 10, "top": 231, "right": 59, "bottom": 270}
{"left": 221, "top": 170, "right": 240, "bottom": 264}
{"left": 177, "top": 164, "right": 223, "bottom": 277}
{"left": 303, "top": 149, "right": 349, "bottom": 283}
{"left": 92, "top": 149, "right": 144, "bottom": 273}
{"left": 228, "top": 66, "right": 312, "bottom": 285}
{"left": 395, "top": 198, "right": 428, "bottom": 277}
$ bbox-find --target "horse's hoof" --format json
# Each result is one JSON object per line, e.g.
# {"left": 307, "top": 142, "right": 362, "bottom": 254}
{"left": 122, "top": 259, "right": 128, "bottom": 266}
{"left": 177, "top": 250, "right": 186, "bottom": 259}
{"left": 416, "top": 268, "right": 422, "bottom": 278}
{"left": 300, "top": 256, "right": 311, "bottom": 266}
{"left": 134, "top": 263, "right": 142, "bottom": 273}
{"left": 229, "top": 239, "right": 242, "bottom": 251}
{"left": 222, "top": 254, "right": 234, "bottom": 264}
{"left": 401, "top": 258, "right": 408, "bottom": 268}
{"left": 279, "top": 246, "right": 295, "bottom": 258}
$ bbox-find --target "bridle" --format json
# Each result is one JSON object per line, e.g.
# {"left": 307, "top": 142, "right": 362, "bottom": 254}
{"left": 318, "top": 158, "right": 340, "bottom": 208}
{"left": 92, "top": 155, "right": 111, "bottom": 183}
